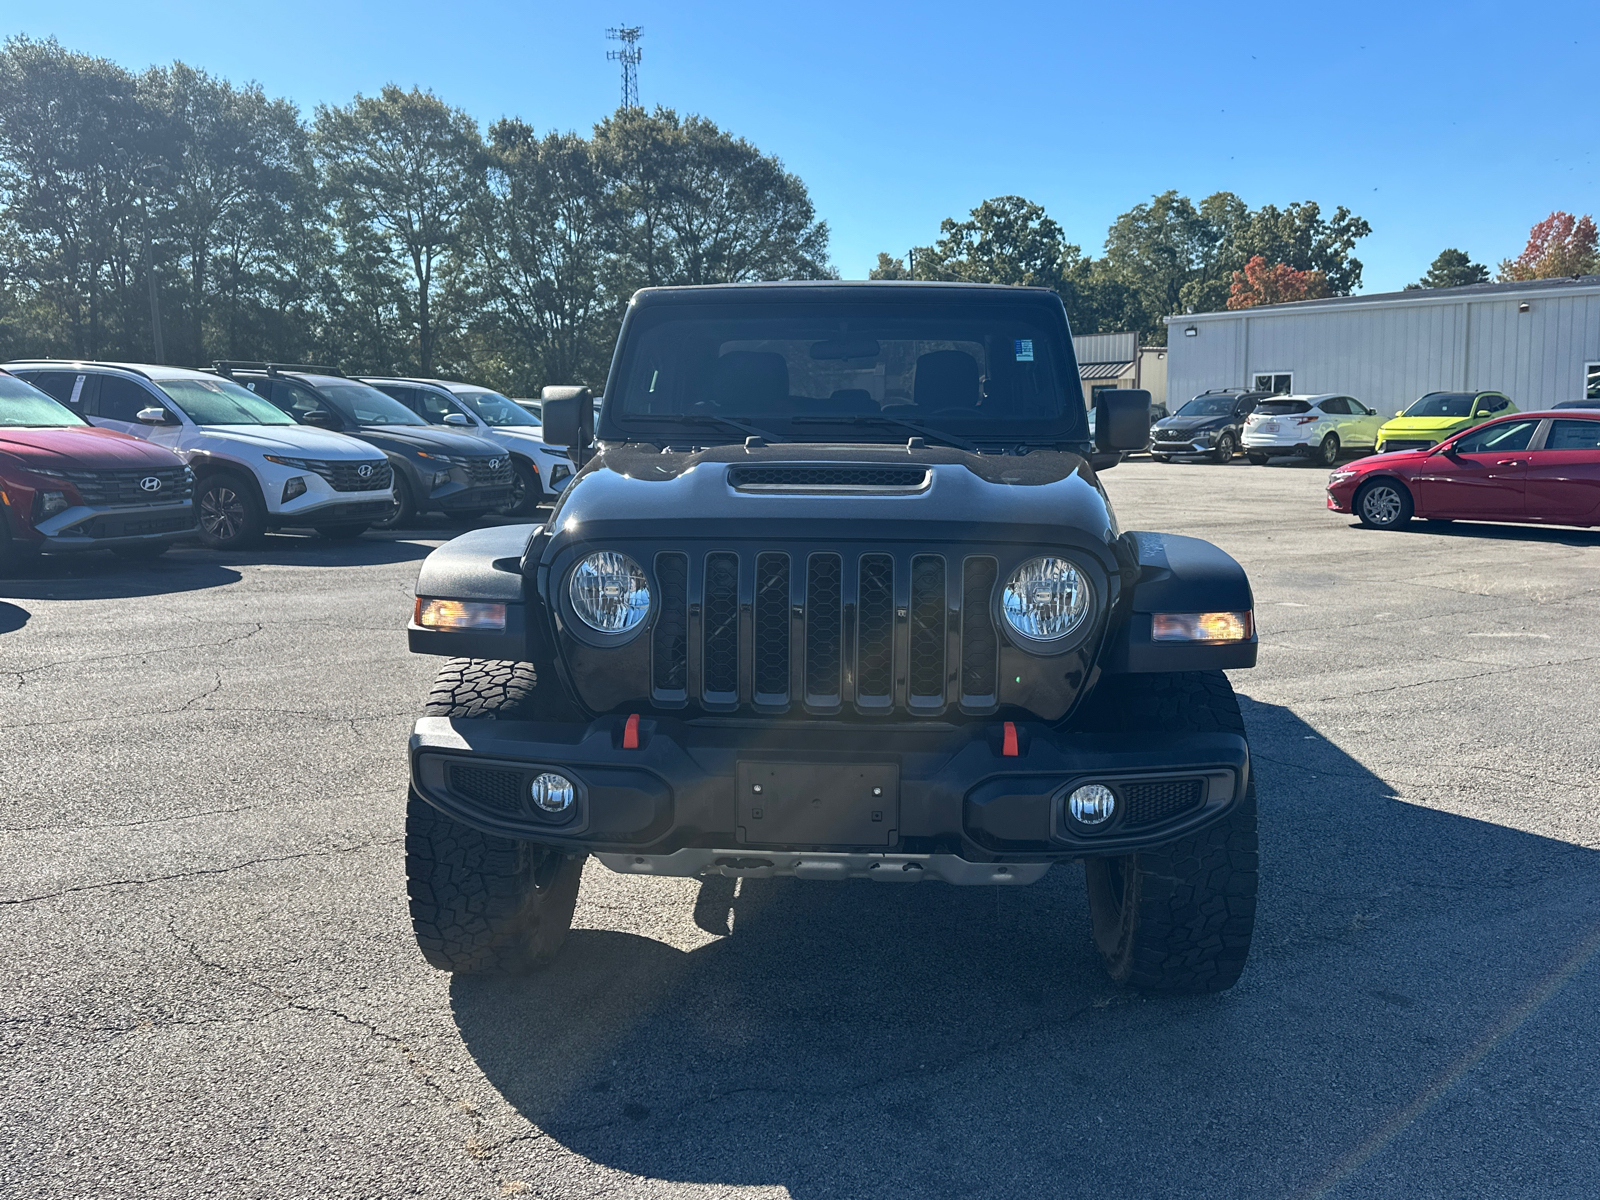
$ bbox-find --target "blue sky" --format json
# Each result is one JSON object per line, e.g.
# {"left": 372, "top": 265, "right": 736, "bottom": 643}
{"left": 18, "top": 1, "right": 1599, "bottom": 292}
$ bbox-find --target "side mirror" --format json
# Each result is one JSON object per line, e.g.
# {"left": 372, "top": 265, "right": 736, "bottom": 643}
{"left": 1089, "top": 451, "right": 1124, "bottom": 472}
{"left": 136, "top": 406, "right": 172, "bottom": 425}
{"left": 443, "top": 412, "right": 472, "bottom": 427}
{"left": 1395, "top": 409, "right": 1405, "bottom": 417}
{"left": 301, "top": 410, "right": 340, "bottom": 430}
{"left": 540, "top": 385, "right": 593, "bottom": 452}
{"left": 1094, "top": 389, "right": 1152, "bottom": 453}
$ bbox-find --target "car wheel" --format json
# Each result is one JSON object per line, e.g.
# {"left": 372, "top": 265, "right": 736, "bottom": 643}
{"left": 1246, "top": 453, "right": 1268, "bottom": 465}
{"left": 1078, "top": 671, "right": 1258, "bottom": 993}
{"left": 500, "top": 460, "right": 543, "bottom": 517}
{"left": 1354, "top": 478, "right": 1415, "bottom": 529}
{"left": 406, "top": 658, "right": 585, "bottom": 974}
{"left": 1212, "top": 432, "right": 1236, "bottom": 464}
{"left": 314, "top": 523, "right": 370, "bottom": 540}
{"left": 195, "top": 472, "right": 266, "bottom": 549}
{"left": 1314, "top": 434, "right": 1340, "bottom": 467}
{"left": 370, "top": 472, "right": 414, "bottom": 531}
{"left": 110, "top": 542, "right": 170, "bottom": 560}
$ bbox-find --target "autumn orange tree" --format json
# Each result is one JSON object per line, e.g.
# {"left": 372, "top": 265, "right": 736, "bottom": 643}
{"left": 1498, "top": 212, "right": 1599, "bottom": 281}
{"left": 1226, "top": 255, "right": 1331, "bottom": 309}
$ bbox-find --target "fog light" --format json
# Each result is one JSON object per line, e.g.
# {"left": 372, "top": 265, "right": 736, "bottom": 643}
{"left": 433, "top": 471, "right": 451, "bottom": 488}
{"left": 530, "top": 772, "right": 575, "bottom": 814}
{"left": 38, "top": 490, "right": 70, "bottom": 518}
{"left": 1068, "top": 784, "right": 1117, "bottom": 826}
{"left": 282, "top": 476, "right": 307, "bottom": 503}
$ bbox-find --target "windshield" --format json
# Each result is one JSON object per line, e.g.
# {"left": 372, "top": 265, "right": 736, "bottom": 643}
{"left": 318, "top": 382, "right": 427, "bottom": 426}
{"left": 1176, "top": 396, "right": 1237, "bottom": 417}
{"left": 157, "top": 377, "right": 295, "bottom": 425}
{"left": 450, "top": 387, "right": 539, "bottom": 427}
{"left": 0, "top": 374, "right": 87, "bottom": 427}
{"left": 1403, "top": 392, "right": 1474, "bottom": 418}
{"left": 610, "top": 302, "right": 1081, "bottom": 441}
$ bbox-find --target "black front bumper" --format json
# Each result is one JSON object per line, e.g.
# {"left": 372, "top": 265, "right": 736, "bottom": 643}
{"left": 410, "top": 714, "right": 1250, "bottom": 863}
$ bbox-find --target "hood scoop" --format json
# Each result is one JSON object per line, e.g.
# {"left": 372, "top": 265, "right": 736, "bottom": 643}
{"left": 726, "top": 463, "right": 931, "bottom": 494}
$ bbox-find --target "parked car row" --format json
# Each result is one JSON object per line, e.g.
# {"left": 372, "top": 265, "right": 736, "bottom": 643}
{"left": 0, "top": 358, "right": 574, "bottom": 567}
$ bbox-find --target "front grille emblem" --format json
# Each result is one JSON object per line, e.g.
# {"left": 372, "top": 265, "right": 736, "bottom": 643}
{"left": 357, "top": 463, "right": 373, "bottom": 478}
{"left": 139, "top": 476, "right": 162, "bottom": 492}
{"left": 488, "top": 458, "right": 504, "bottom": 470}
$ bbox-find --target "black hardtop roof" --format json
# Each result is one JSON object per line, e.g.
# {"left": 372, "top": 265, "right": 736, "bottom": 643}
{"left": 629, "top": 280, "right": 1065, "bottom": 308}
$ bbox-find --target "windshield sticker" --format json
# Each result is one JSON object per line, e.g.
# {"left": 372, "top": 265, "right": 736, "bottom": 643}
{"left": 70, "top": 375, "right": 85, "bottom": 404}
{"left": 1014, "top": 339, "right": 1034, "bottom": 362}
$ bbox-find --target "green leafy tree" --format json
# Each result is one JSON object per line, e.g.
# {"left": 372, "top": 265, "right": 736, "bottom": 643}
{"left": 315, "top": 86, "right": 483, "bottom": 373}
{"left": 867, "top": 251, "right": 911, "bottom": 279}
{"left": 1405, "top": 248, "right": 1489, "bottom": 290}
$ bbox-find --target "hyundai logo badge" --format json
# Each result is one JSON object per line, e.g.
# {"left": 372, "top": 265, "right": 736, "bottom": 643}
{"left": 357, "top": 463, "right": 373, "bottom": 478}
{"left": 139, "top": 476, "right": 162, "bottom": 492}
{"left": 489, "top": 458, "right": 504, "bottom": 470}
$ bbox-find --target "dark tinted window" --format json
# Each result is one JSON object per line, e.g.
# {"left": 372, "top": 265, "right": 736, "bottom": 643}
{"left": 264, "top": 379, "right": 327, "bottom": 421}
{"left": 1545, "top": 420, "right": 1600, "bottom": 451}
{"left": 1176, "top": 397, "right": 1236, "bottom": 417}
{"left": 314, "top": 382, "right": 427, "bottom": 426}
{"left": 1320, "top": 397, "right": 1350, "bottom": 415}
{"left": 1454, "top": 419, "right": 1538, "bottom": 454}
{"left": 1255, "top": 399, "right": 1312, "bottom": 415}
{"left": 399, "top": 386, "right": 460, "bottom": 424}
{"left": 1403, "top": 392, "right": 1473, "bottom": 418}
{"left": 97, "top": 375, "right": 161, "bottom": 422}
{"left": 19, "top": 370, "right": 87, "bottom": 410}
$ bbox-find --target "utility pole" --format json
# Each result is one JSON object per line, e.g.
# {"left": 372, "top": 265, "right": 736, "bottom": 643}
{"left": 606, "top": 26, "right": 642, "bottom": 109}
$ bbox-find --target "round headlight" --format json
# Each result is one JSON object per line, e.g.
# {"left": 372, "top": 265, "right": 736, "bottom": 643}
{"left": 1001, "top": 556, "right": 1091, "bottom": 643}
{"left": 569, "top": 551, "right": 651, "bottom": 634}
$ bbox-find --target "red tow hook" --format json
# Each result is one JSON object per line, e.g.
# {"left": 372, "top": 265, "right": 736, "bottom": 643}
{"left": 1002, "top": 721, "right": 1019, "bottom": 757}
{"left": 622, "top": 713, "right": 641, "bottom": 750}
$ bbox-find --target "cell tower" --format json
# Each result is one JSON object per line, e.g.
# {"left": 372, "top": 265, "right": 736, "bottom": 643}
{"left": 606, "top": 26, "right": 642, "bottom": 109}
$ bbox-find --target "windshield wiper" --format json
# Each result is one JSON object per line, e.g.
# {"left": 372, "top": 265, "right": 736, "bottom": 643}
{"left": 646, "top": 413, "right": 788, "bottom": 443}
{"left": 791, "top": 414, "right": 979, "bottom": 453}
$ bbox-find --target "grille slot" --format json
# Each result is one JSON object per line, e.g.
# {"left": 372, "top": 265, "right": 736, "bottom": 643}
{"left": 466, "top": 456, "right": 513, "bottom": 486}
{"left": 728, "top": 464, "right": 929, "bottom": 492}
{"left": 320, "top": 460, "right": 393, "bottom": 492}
{"left": 702, "top": 551, "right": 740, "bottom": 702}
{"left": 652, "top": 552, "right": 688, "bottom": 699}
{"left": 1121, "top": 779, "right": 1205, "bottom": 828}
{"left": 448, "top": 764, "right": 523, "bottom": 815}
{"left": 59, "top": 466, "right": 192, "bottom": 506}
{"left": 909, "top": 555, "right": 946, "bottom": 704}
{"left": 855, "top": 554, "right": 894, "bottom": 705}
{"left": 805, "top": 553, "right": 843, "bottom": 705}
{"left": 753, "top": 553, "right": 790, "bottom": 703}
{"left": 961, "top": 557, "right": 999, "bottom": 705}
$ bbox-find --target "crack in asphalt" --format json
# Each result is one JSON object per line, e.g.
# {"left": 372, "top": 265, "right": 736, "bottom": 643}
{"left": 0, "top": 839, "right": 395, "bottom": 906}
{"left": 0, "top": 622, "right": 266, "bottom": 688}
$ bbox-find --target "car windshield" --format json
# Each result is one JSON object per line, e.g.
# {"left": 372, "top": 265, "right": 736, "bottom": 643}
{"left": 157, "top": 377, "right": 295, "bottom": 425}
{"left": 610, "top": 302, "right": 1082, "bottom": 441}
{"left": 1403, "top": 393, "right": 1474, "bottom": 418}
{"left": 450, "top": 387, "right": 540, "bottom": 427}
{"left": 1255, "top": 400, "right": 1312, "bottom": 415}
{"left": 1175, "top": 396, "right": 1237, "bottom": 417}
{"left": 0, "top": 374, "right": 87, "bottom": 426}
{"left": 317, "top": 382, "right": 427, "bottom": 426}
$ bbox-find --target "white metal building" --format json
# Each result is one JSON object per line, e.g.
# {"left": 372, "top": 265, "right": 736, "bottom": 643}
{"left": 1073, "top": 332, "right": 1168, "bottom": 412}
{"left": 1162, "top": 274, "right": 1600, "bottom": 415}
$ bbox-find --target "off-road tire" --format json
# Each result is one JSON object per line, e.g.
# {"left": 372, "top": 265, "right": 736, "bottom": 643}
{"left": 1355, "top": 477, "right": 1415, "bottom": 530}
{"left": 1212, "top": 432, "right": 1236, "bottom": 464}
{"left": 1314, "top": 434, "right": 1340, "bottom": 467}
{"left": 405, "top": 658, "right": 585, "bottom": 973}
{"left": 1246, "top": 452, "right": 1268, "bottom": 466}
{"left": 1079, "top": 671, "right": 1258, "bottom": 993}
{"left": 195, "top": 472, "right": 266, "bottom": 549}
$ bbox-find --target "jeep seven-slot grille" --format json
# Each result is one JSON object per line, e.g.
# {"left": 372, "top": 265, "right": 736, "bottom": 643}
{"left": 649, "top": 550, "right": 1001, "bottom": 715}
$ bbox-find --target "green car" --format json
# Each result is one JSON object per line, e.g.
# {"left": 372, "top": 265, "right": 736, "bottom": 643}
{"left": 1375, "top": 390, "right": 1516, "bottom": 453}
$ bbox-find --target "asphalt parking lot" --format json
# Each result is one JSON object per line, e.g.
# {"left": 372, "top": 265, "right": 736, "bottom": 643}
{"left": 3, "top": 459, "right": 1598, "bottom": 1200}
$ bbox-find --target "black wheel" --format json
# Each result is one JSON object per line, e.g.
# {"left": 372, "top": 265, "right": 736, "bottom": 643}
{"left": 405, "top": 658, "right": 585, "bottom": 974}
{"left": 500, "top": 459, "right": 543, "bottom": 517}
{"left": 1078, "top": 672, "right": 1258, "bottom": 993}
{"left": 110, "top": 542, "right": 170, "bottom": 560}
{"left": 1314, "top": 434, "right": 1340, "bottom": 467}
{"left": 1246, "top": 453, "right": 1268, "bottom": 466}
{"left": 1355, "top": 478, "right": 1415, "bottom": 529}
{"left": 314, "top": 523, "right": 369, "bottom": 540}
{"left": 195, "top": 472, "right": 266, "bottom": 549}
{"left": 1212, "top": 432, "right": 1236, "bottom": 464}
{"left": 370, "top": 471, "right": 414, "bottom": 531}
{"left": 1151, "top": 454, "right": 1170, "bottom": 463}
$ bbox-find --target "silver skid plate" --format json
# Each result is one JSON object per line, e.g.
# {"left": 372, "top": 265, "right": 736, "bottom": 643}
{"left": 594, "top": 849, "right": 1051, "bottom": 885}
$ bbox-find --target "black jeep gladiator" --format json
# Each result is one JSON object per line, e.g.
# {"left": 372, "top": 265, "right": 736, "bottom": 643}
{"left": 405, "top": 281, "right": 1259, "bottom": 992}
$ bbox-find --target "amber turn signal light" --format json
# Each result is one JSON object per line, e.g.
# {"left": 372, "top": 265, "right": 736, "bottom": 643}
{"left": 1151, "top": 611, "right": 1254, "bottom": 643}
{"left": 413, "top": 598, "right": 507, "bottom": 631}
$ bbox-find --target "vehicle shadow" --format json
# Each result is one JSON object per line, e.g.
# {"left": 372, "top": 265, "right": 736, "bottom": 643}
{"left": 1348, "top": 520, "right": 1600, "bottom": 547}
{"left": 450, "top": 698, "right": 1600, "bottom": 1198}
{"left": 0, "top": 552, "right": 243, "bottom": 600}
{"left": 0, "top": 601, "right": 29, "bottom": 634}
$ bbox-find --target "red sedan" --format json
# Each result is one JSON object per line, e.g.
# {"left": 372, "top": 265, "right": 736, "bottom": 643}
{"left": 1325, "top": 409, "right": 1600, "bottom": 530}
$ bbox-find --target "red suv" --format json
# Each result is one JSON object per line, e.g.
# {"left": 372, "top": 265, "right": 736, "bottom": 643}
{"left": 0, "top": 369, "right": 195, "bottom": 572}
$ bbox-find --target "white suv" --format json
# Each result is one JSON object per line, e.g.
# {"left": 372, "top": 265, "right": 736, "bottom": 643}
{"left": 360, "top": 377, "right": 574, "bottom": 516}
{"left": 1241, "top": 394, "right": 1383, "bottom": 466}
{"left": 7, "top": 362, "right": 394, "bottom": 548}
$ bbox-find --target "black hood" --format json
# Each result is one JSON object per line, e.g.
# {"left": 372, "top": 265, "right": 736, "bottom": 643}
{"left": 544, "top": 441, "right": 1120, "bottom": 564}
{"left": 344, "top": 425, "right": 500, "bottom": 457}
{"left": 1155, "top": 414, "right": 1231, "bottom": 433}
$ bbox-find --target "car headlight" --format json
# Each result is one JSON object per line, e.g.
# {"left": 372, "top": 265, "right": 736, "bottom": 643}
{"left": 1001, "top": 556, "right": 1092, "bottom": 644}
{"left": 1327, "top": 469, "right": 1358, "bottom": 484}
{"left": 415, "top": 451, "right": 460, "bottom": 465}
{"left": 263, "top": 454, "right": 315, "bottom": 470}
{"left": 569, "top": 551, "right": 651, "bottom": 634}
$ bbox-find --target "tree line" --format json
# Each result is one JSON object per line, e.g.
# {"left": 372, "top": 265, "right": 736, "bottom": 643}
{"left": 0, "top": 36, "right": 830, "bottom": 393}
